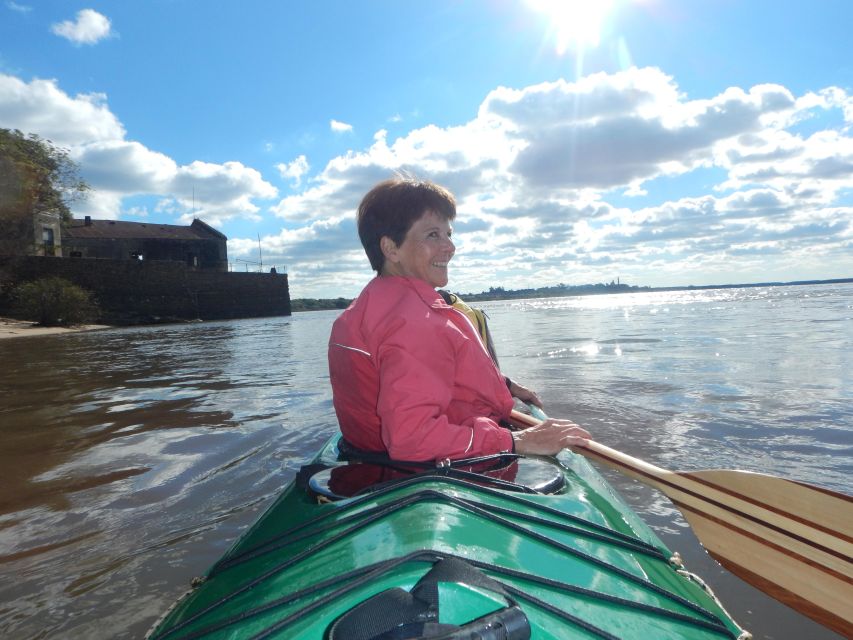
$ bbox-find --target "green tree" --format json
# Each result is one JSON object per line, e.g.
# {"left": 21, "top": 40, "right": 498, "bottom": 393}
{"left": 0, "top": 128, "right": 90, "bottom": 253}
{"left": 12, "top": 277, "right": 99, "bottom": 326}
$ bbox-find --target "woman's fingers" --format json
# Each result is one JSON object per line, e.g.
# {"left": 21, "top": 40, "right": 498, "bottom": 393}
{"left": 509, "top": 381, "right": 545, "bottom": 409}
{"left": 544, "top": 418, "right": 591, "bottom": 438}
{"left": 512, "top": 418, "right": 591, "bottom": 456}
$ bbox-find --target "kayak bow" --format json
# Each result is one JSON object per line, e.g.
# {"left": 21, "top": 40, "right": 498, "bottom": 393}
{"left": 147, "top": 435, "right": 751, "bottom": 640}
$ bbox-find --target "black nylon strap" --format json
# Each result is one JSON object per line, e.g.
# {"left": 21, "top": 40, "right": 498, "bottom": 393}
{"left": 328, "top": 557, "right": 527, "bottom": 640}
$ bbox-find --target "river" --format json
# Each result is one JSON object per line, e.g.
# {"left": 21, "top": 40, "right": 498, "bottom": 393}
{"left": 0, "top": 283, "right": 850, "bottom": 639}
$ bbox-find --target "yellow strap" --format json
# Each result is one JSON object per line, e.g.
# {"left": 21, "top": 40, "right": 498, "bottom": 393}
{"left": 448, "top": 294, "right": 490, "bottom": 350}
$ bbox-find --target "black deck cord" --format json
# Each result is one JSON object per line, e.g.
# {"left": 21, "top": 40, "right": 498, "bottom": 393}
{"left": 455, "top": 499, "right": 663, "bottom": 559}
{"left": 405, "top": 490, "right": 721, "bottom": 622}
{"left": 160, "top": 499, "right": 422, "bottom": 636}
{"left": 247, "top": 553, "right": 528, "bottom": 640}
{"left": 154, "top": 560, "right": 398, "bottom": 640}
{"left": 190, "top": 487, "right": 719, "bottom": 633}
{"left": 158, "top": 551, "right": 612, "bottom": 640}
{"left": 153, "top": 550, "right": 734, "bottom": 640}
{"left": 469, "top": 561, "right": 734, "bottom": 637}
{"left": 257, "top": 551, "right": 734, "bottom": 640}
{"left": 213, "top": 474, "right": 661, "bottom": 574}
{"left": 209, "top": 481, "right": 660, "bottom": 583}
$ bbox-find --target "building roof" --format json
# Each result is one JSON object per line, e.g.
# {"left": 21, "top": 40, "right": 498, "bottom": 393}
{"left": 63, "top": 218, "right": 227, "bottom": 241}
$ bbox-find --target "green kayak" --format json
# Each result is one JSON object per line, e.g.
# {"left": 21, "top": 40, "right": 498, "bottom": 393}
{"left": 147, "top": 435, "right": 748, "bottom": 640}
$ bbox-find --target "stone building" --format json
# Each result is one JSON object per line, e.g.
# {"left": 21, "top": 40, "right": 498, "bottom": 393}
{"left": 61, "top": 217, "right": 228, "bottom": 271}
{"left": 1, "top": 216, "right": 291, "bottom": 323}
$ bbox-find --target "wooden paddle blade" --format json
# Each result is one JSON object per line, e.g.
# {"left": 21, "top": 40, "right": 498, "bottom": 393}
{"left": 576, "top": 442, "right": 853, "bottom": 636}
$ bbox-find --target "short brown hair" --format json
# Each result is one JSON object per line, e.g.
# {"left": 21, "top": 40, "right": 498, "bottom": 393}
{"left": 356, "top": 177, "right": 456, "bottom": 273}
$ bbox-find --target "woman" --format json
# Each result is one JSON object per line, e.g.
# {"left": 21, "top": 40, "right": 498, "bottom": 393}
{"left": 328, "top": 177, "right": 590, "bottom": 462}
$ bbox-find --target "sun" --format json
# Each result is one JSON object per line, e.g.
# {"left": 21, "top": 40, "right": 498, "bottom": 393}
{"left": 527, "top": 0, "right": 614, "bottom": 54}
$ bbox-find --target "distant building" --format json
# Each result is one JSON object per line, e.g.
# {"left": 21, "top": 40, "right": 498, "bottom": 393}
{"left": 61, "top": 217, "right": 228, "bottom": 271}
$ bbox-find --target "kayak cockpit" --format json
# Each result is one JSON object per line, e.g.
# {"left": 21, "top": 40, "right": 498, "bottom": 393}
{"left": 299, "top": 438, "right": 568, "bottom": 500}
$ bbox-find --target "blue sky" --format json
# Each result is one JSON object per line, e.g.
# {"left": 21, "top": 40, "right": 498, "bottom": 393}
{"left": 2, "top": 1, "right": 851, "bottom": 298}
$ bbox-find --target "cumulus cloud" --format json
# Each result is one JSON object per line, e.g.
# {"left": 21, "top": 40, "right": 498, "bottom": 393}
{"left": 51, "top": 9, "right": 113, "bottom": 45}
{"left": 484, "top": 70, "right": 797, "bottom": 190}
{"left": 2, "top": 63, "right": 849, "bottom": 297}
{"left": 0, "top": 73, "right": 277, "bottom": 225}
{"left": 258, "top": 67, "right": 851, "bottom": 296}
{"left": 0, "top": 74, "right": 124, "bottom": 145}
{"left": 276, "top": 155, "right": 310, "bottom": 186}
{"left": 229, "top": 214, "right": 372, "bottom": 294}
{"left": 330, "top": 119, "right": 353, "bottom": 133}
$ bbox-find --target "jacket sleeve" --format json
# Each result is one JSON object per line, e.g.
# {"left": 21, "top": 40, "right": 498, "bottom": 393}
{"left": 375, "top": 320, "right": 513, "bottom": 462}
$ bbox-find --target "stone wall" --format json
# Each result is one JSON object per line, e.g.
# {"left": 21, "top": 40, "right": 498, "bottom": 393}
{"left": 0, "top": 255, "right": 290, "bottom": 324}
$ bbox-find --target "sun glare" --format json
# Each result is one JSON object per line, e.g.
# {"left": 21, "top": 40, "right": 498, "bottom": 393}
{"left": 528, "top": 0, "right": 614, "bottom": 53}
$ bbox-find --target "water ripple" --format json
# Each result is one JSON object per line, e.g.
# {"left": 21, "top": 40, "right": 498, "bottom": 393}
{"left": 0, "top": 289, "right": 850, "bottom": 638}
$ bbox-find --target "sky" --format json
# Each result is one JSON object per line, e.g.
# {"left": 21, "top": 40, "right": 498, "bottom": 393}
{"left": 1, "top": 1, "right": 851, "bottom": 298}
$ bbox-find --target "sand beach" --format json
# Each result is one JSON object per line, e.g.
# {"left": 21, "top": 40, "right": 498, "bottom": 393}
{"left": 0, "top": 316, "right": 111, "bottom": 340}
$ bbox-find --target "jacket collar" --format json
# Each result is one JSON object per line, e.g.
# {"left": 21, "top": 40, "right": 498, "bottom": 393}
{"left": 375, "top": 276, "right": 451, "bottom": 309}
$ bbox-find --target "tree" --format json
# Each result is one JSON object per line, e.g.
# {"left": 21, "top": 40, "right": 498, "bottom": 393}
{"left": 12, "top": 277, "right": 99, "bottom": 326}
{"left": 0, "top": 128, "right": 90, "bottom": 253}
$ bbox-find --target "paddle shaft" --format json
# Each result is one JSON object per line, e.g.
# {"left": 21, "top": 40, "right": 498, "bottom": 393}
{"left": 509, "top": 409, "right": 853, "bottom": 636}
{"left": 510, "top": 409, "right": 672, "bottom": 481}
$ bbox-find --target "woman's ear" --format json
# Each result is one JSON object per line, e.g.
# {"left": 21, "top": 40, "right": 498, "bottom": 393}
{"left": 380, "top": 236, "right": 398, "bottom": 263}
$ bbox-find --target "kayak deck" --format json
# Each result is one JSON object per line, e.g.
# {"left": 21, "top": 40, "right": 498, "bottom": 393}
{"left": 147, "top": 439, "right": 746, "bottom": 639}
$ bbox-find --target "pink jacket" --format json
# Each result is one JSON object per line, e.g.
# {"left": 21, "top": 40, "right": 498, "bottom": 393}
{"left": 328, "top": 276, "right": 514, "bottom": 462}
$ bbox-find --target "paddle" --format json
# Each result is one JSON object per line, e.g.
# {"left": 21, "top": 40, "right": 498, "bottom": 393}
{"left": 509, "top": 409, "right": 853, "bottom": 636}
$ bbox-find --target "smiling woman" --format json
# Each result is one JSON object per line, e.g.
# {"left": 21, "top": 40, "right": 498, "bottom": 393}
{"left": 327, "top": 176, "right": 590, "bottom": 465}
{"left": 527, "top": 0, "right": 614, "bottom": 52}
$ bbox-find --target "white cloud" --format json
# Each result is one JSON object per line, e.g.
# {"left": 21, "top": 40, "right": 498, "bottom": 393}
{"left": 0, "top": 73, "right": 277, "bottom": 225}
{"left": 483, "top": 70, "right": 797, "bottom": 190}
{"left": 0, "top": 74, "right": 124, "bottom": 145}
{"left": 1, "top": 64, "right": 849, "bottom": 297}
{"left": 6, "top": 2, "right": 31, "bottom": 13}
{"left": 330, "top": 119, "right": 353, "bottom": 133}
{"left": 172, "top": 160, "right": 278, "bottom": 224}
{"left": 75, "top": 140, "right": 177, "bottom": 192}
{"left": 261, "top": 67, "right": 852, "bottom": 296}
{"left": 229, "top": 215, "right": 370, "bottom": 295}
{"left": 276, "top": 154, "right": 310, "bottom": 186}
{"left": 51, "top": 9, "right": 113, "bottom": 45}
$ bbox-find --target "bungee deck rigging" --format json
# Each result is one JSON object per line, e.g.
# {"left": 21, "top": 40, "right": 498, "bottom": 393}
{"left": 147, "top": 440, "right": 748, "bottom": 640}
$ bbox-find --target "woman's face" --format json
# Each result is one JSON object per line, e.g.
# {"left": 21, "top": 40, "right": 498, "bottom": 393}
{"left": 381, "top": 210, "right": 455, "bottom": 288}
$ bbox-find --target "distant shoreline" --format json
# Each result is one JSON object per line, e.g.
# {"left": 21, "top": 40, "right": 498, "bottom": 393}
{"left": 635, "top": 276, "right": 853, "bottom": 293}
{"left": 292, "top": 277, "right": 853, "bottom": 312}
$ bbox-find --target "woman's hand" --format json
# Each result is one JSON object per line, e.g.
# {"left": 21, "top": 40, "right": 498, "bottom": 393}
{"left": 508, "top": 379, "right": 544, "bottom": 409}
{"left": 511, "top": 418, "right": 591, "bottom": 456}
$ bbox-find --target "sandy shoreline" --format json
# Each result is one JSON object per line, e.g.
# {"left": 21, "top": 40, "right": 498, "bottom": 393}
{"left": 0, "top": 316, "right": 112, "bottom": 340}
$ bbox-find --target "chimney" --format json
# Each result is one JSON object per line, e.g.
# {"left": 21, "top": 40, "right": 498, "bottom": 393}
{"left": 84, "top": 216, "right": 92, "bottom": 226}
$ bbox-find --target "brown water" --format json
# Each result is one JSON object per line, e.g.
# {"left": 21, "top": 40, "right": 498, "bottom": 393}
{"left": 0, "top": 284, "right": 850, "bottom": 639}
